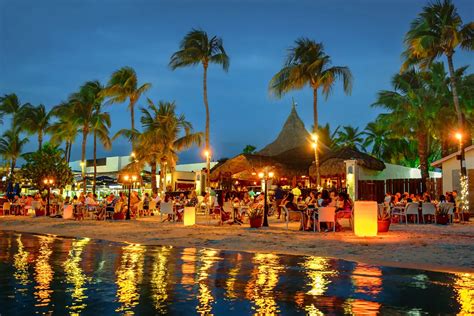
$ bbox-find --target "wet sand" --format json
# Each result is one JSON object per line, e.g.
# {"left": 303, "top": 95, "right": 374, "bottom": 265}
{"left": 0, "top": 215, "right": 472, "bottom": 273}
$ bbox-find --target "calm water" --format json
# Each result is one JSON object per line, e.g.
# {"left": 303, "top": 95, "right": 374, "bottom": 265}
{"left": 0, "top": 231, "right": 472, "bottom": 315}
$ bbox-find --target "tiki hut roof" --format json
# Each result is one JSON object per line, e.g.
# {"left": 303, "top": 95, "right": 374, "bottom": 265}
{"left": 310, "top": 146, "right": 385, "bottom": 177}
{"left": 257, "top": 104, "right": 311, "bottom": 156}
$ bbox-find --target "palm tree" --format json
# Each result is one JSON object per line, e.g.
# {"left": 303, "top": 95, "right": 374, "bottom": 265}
{"left": 0, "top": 93, "right": 28, "bottom": 127}
{"left": 334, "top": 125, "right": 365, "bottom": 150}
{"left": 402, "top": 0, "right": 474, "bottom": 130}
{"left": 21, "top": 104, "right": 51, "bottom": 150}
{"left": 169, "top": 28, "right": 229, "bottom": 177}
{"left": 0, "top": 126, "right": 28, "bottom": 179}
{"left": 115, "top": 100, "right": 202, "bottom": 194}
{"left": 317, "top": 123, "right": 340, "bottom": 149}
{"left": 91, "top": 105, "right": 111, "bottom": 194}
{"left": 102, "top": 66, "right": 151, "bottom": 131}
{"left": 69, "top": 81, "right": 104, "bottom": 193}
{"left": 269, "top": 39, "right": 353, "bottom": 134}
{"left": 48, "top": 102, "right": 80, "bottom": 163}
{"left": 372, "top": 69, "right": 437, "bottom": 191}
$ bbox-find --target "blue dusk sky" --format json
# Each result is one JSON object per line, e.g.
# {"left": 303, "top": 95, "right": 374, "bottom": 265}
{"left": 1, "top": 0, "right": 473, "bottom": 163}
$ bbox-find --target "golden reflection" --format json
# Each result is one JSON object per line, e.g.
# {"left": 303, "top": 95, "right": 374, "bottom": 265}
{"left": 181, "top": 248, "right": 197, "bottom": 287}
{"left": 343, "top": 298, "right": 381, "bottom": 315}
{"left": 33, "top": 235, "right": 55, "bottom": 307}
{"left": 115, "top": 243, "right": 146, "bottom": 315}
{"left": 245, "top": 253, "right": 283, "bottom": 315}
{"left": 455, "top": 273, "right": 474, "bottom": 315}
{"left": 302, "top": 256, "right": 337, "bottom": 296}
{"left": 150, "top": 246, "right": 172, "bottom": 313}
{"left": 352, "top": 264, "right": 382, "bottom": 296}
{"left": 63, "top": 238, "right": 90, "bottom": 315}
{"left": 13, "top": 235, "right": 30, "bottom": 287}
{"left": 225, "top": 253, "right": 242, "bottom": 300}
{"left": 196, "top": 248, "right": 220, "bottom": 315}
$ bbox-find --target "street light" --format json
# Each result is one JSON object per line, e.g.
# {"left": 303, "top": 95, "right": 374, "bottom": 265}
{"left": 258, "top": 169, "right": 274, "bottom": 227}
{"left": 43, "top": 178, "right": 54, "bottom": 216}
{"left": 311, "top": 133, "right": 320, "bottom": 188}
{"left": 123, "top": 174, "right": 137, "bottom": 220}
{"left": 204, "top": 150, "right": 211, "bottom": 191}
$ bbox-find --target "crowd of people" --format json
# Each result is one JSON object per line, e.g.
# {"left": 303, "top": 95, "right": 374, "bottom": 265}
{"left": 384, "top": 190, "right": 459, "bottom": 207}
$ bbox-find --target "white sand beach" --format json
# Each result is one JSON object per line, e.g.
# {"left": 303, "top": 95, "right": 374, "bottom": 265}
{"left": 1, "top": 216, "right": 472, "bottom": 274}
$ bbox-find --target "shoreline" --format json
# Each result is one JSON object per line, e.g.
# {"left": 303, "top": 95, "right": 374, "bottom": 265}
{"left": 1, "top": 216, "right": 473, "bottom": 274}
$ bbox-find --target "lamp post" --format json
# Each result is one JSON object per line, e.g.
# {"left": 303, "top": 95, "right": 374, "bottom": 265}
{"left": 43, "top": 178, "right": 54, "bottom": 216}
{"left": 455, "top": 133, "right": 467, "bottom": 177}
{"left": 312, "top": 134, "right": 320, "bottom": 189}
{"left": 123, "top": 174, "right": 137, "bottom": 220}
{"left": 204, "top": 150, "right": 211, "bottom": 192}
{"left": 258, "top": 169, "right": 274, "bottom": 227}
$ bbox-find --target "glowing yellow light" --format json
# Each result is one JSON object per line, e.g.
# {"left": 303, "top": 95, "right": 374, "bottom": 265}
{"left": 124, "top": 175, "right": 130, "bottom": 181}
{"left": 64, "top": 238, "right": 90, "bottom": 314}
{"left": 43, "top": 179, "right": 48, "bottom": 184}
{"left": 13, "top": 235, "right": 30, "bottom": 286}
{"left": 131, "top": 151, "right": 136, "bottom": 158}
{"left": 183, "top": 207, "right": 196, "bottom": 226}
{"left": 455, "top": 273, "right": 474, "bottom": 315}
{"left": 204, "top": 150, "right": 210, "bottom": 158}
{"left": 312, "top": 134, "right": 318, "bottom": 142}
{"left": 150, "top": 246, "right": 171, "bottom": 313}
{"left": 258, "top": 172, "right": 264, "bottom": 179}
{"left": 301, "top": 256, "right": 336, "bottom": 297}
{"left": 353, "top": 201, "right": 378, "bottom": 237}
{"left": 269, "top": 172, "right": 274, "bottom": 178}
{"left": 196, "top": 249, "right": 219, "bottom": 315}
{"left": 455, "top": 132, "right": 463, "bottom": 141}
{"left": 34, "top": 235, "right": 55, "bottom": 308}
{"left": 80, "top": 161, "right": 85, "bottom": 167}
{"left": 132, "top": 175, "right": 137, "bottom": 182}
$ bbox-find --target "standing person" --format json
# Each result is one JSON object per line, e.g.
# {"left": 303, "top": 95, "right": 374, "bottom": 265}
{"left": 142, "top": 193, "right": 150, "bottom": 216}
{"left": 274, "top": 184, "right": 285, "bottom": 219}
{"left": 291, "top": 184, "right": 302, "bottom": 203}
{"left": 248, "top": 188, "right": 256, "bottom": 200}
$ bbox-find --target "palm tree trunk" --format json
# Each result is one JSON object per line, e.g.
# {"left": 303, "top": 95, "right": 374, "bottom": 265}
{"left": 417, "top": 131, "right": 429, "bottom": 193}
{"left": 151, "top": 160, "right": 157, "bottom": 194}
{"left": 446, "top": 54, "right": 463, "bottom": 127}
{"left": 81, "top": 128, "right": 88, "bottom": 194}
{"left": 38, "top": 130, "right": 43, "bottom": 151}
{"left": 313, "top": 87, "right": 318, "bottom": 133}
{"left": 130, "top": 98, "right": 135, "bottom": 131}
{"left": 159, "top": 162, "right": 164, "bottom": 195}
{"left": 203, "top": 63, "right": 210, "bottom": 189}
{"left": 93, "top": 131, "right": 97, "bottom": 195}
{"left": 10, "top": 158, "right": 16, "bottom": 180}
{"left": 64, "top": 141, "right": 69, "bottom": 161}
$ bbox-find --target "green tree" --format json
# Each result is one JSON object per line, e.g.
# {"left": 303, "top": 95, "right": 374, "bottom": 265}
{"left": 21, "top": 104, "right": 51, "bottom": 150}
{"left": 402, "top": 0, "right": 474, "bottom": 131}
{"left": 334, "top": 125, "right": 365, "bottom": 151}
{"left": 102, "top": 66, "right": 151, "bottom": 131}
{"left": 0, "top": 93, "right": 28, "bottom": 127}
{"left": 169, "top": 29, "right": 229, "bottom": 164}
{"left": 317, "top": 123, "right": 340, "bottom": 150}
{"left": 269, "top": 38, "right": 353, "bottom": 134}
{"left": 21, "top": 143, "right": 74, "bottom": 191}
{"left": 48, "top": 102, "right": 80, "bottom": 163}
{"left": 242, "top": 145, "right": 256, "bottom": 154}
{"left": 0, "top": 126, "right": 29, "bottom": 179}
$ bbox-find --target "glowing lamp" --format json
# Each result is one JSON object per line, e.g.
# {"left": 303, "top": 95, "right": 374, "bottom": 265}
{"left": 353, "top": 201, "right": 378, "bottom": 237}
{"left": 184, "top": 207, "right": 196, "bottom": 226}
{"left": 258, "top": 172, "right": 264, "bottom": 179}
{"left": 268, "top": 172, "right": 274, "bottom": 178}
{"left": 455, "top": 132, "right": 462, "bottom": 141}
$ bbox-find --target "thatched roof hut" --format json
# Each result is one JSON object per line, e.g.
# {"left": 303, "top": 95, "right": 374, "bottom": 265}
{"left": 311, "top": 147, "right": 385, "bottom": 177}
{"left": 258, "top": 104, "right": 311, "bottom": 156}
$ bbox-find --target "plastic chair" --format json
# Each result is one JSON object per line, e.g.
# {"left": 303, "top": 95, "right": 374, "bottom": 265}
{"left": 282, "top": 205, "right": 302, "bottom": 230}
{"left": 317, "top": 207, "right": 336, "bottom": 232}
{"left": 405, "top": 203, "right": 420, "bottom": 224}
{"left": 421, "top": 203, "right": 436, "bottom": 224}
{"left": 2, "top": 202, "right": 11, "bottom": 215}
{"left": 160, "top": 202, "right": 175, "bottom": 222}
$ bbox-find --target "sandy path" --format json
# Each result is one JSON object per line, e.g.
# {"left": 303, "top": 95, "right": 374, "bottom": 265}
{"left": 0, "top": 216, "right": 473, "bottom": 273}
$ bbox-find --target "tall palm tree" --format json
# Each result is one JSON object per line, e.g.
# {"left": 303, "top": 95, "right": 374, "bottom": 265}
{"left": 0, "top": 126, "right": 28, "bottom": 179}
{"left": 21, "top": 104, "right": 51, "bottom": 150}
{"left": 102, "top": 66, "right": 151, "bottom": 131}
{"left": 402, "top": 0, "right": 474, "bottom": 130}
{"left": 317, "top": 123, "right": 340, "bottom": 149}
{"left": 69, "top": 81, "right": 104, "bottom": 193}
{"left": 334, "top": 125, "right": 365, "bottom": 150}
{"left": 269, "top": 39, "right": 353, "bottom": 134}
{"left": 91, "top": 105, "right": 111, "bottom": 194}
{"left": 372, "top": 69, "right": 437, "bottom": 191}
{"left": 169, "top": 28, "right": 229, "bottom": 178}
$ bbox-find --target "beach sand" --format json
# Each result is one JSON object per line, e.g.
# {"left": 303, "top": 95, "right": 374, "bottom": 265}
{"left": 0, "top": 215, "right": 472, "bottom": 273}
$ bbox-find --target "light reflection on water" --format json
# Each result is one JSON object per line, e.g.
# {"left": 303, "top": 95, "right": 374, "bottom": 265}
{"left": 63, "top": 238, "right": 90, "bottom": 315}
{"left": 33, "top": 235, "right": 54, "bottom": 308}
{"left": 115, "top": 243, "right": 146, "bottom": 314}
{"left": 0, "top": 231, "right": 472, "bottom": 315}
